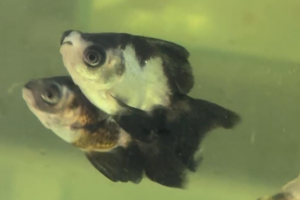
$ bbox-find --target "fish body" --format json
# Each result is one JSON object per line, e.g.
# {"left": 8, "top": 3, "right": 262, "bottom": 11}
{"left": 59, "top": 30, "right": 241, "bottom": 148}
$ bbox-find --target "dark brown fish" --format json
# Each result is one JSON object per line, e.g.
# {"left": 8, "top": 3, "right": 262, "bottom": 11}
{"left": 22, "top": 76, "right": 197, "bottom": 188}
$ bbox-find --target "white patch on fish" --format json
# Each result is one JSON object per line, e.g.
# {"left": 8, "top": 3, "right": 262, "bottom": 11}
{"left": 111, "top": 45, "right": 171, "bottom": 111}
{"left": 50, "top": 126, "right": 81, "bottom": 144}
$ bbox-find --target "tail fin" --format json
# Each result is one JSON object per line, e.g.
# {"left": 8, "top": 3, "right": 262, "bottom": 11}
{"left": 113, "top": 94, "right": 241, "bottom": 172}
{"left": 168, "top": 95, "right": 241, "bottom": 171}
{"left": 188, "top": 97, "right": 241, "bottom": 129}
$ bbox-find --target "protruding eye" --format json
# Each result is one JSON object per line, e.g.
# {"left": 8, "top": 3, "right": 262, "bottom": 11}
{"left": 83, "top": 45, "right": 106, "bottom": 68}
{"left": 41, "top": 84, "right": 61, "bottom": 105}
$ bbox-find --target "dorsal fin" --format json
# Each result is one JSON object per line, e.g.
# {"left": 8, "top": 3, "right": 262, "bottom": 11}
{"left": 145, "top": 37, "right": 190, "bottom": 59}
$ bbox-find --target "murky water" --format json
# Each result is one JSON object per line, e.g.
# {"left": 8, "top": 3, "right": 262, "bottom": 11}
{"left": 0, "top": 0, "right": 299, "bottom": 199}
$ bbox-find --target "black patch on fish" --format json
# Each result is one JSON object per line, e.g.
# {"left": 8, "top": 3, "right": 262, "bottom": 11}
{"left": 130, "top": 38, "right": 156, "bottom": 67}
{"left": 137, "top": 37, "right": 194, "bottom": 94}
{"left": 112, "top": 96, "right": 168, "bottom": 143}
{"left": 80, "top": 32, "right": 131, "bottom": 50}
{"left": 68, "top": 31, "right": 194, "bottom": 94}
{"left": 85, "top": 144, "right": 143, "bottom": 184}
{"left": 113, "top": 94, "right": 241, "bottom": 172}
{"left": 130, "top": 35, "right": 191, "bottom": 68}
{"left": 160, "top": 53, "right": 194, "bottom": 94}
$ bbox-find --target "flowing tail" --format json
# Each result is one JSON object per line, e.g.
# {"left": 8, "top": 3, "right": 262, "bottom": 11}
{"left": 168, "top": 95, "right": 241, "bottom": 171}
{"left": 114, "top": 94, "right": 241, "bottom": 172}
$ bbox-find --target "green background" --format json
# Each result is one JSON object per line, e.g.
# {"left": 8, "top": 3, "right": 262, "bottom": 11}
{"left": 0, "top": 0, "right": 299, "bottom": 199}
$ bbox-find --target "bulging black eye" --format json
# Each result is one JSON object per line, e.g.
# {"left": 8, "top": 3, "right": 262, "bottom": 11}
{"left": 41, "top": 84, "right": 61, "bottom": 105}
{"left": 83, "top": 45, "right": 106, "bottom": 68}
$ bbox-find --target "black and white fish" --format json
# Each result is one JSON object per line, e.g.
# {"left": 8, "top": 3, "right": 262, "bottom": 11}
{"left": 59, "top": 31, "right": 241, "bottom": 169}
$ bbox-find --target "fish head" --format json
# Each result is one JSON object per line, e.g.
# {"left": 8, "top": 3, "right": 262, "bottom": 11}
{"left": 59, "top": 30, "right": 125, "bottom": 92}
{"left": 22, "top": 76, "right": 83, "bottom": 129}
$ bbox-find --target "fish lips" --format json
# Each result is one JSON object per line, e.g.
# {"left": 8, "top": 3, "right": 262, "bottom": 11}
{"left": 22, "top": 86, "right": 36, "bottom": 107}
{"left": 22, "top": 80, "right": 42, "bottom": 106}
{"left": 60, "top": 30, "right": 84, "bottom": 46}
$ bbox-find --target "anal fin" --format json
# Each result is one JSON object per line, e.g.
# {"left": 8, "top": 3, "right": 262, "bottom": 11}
{"left": 139, "top": 142, "right": 188, "bottom": 189}
{"left": 85, "top": 145, "right": 143, "bottom": 184}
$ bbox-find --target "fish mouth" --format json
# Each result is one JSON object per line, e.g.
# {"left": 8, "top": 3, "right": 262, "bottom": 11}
{"left": 22, "top": 87, "right": 36, "bottom": 107}
{"left": 24, "top": 80, "right": 35, "bottom": 90}
{"left": 60, "top": 30, "right": 74, "bottom": 45}
{"left": 60, "top": 30, "right": 82, "bottom": 46}
{"left": 22, "top": 80, "right": 40, "bottom": 108}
